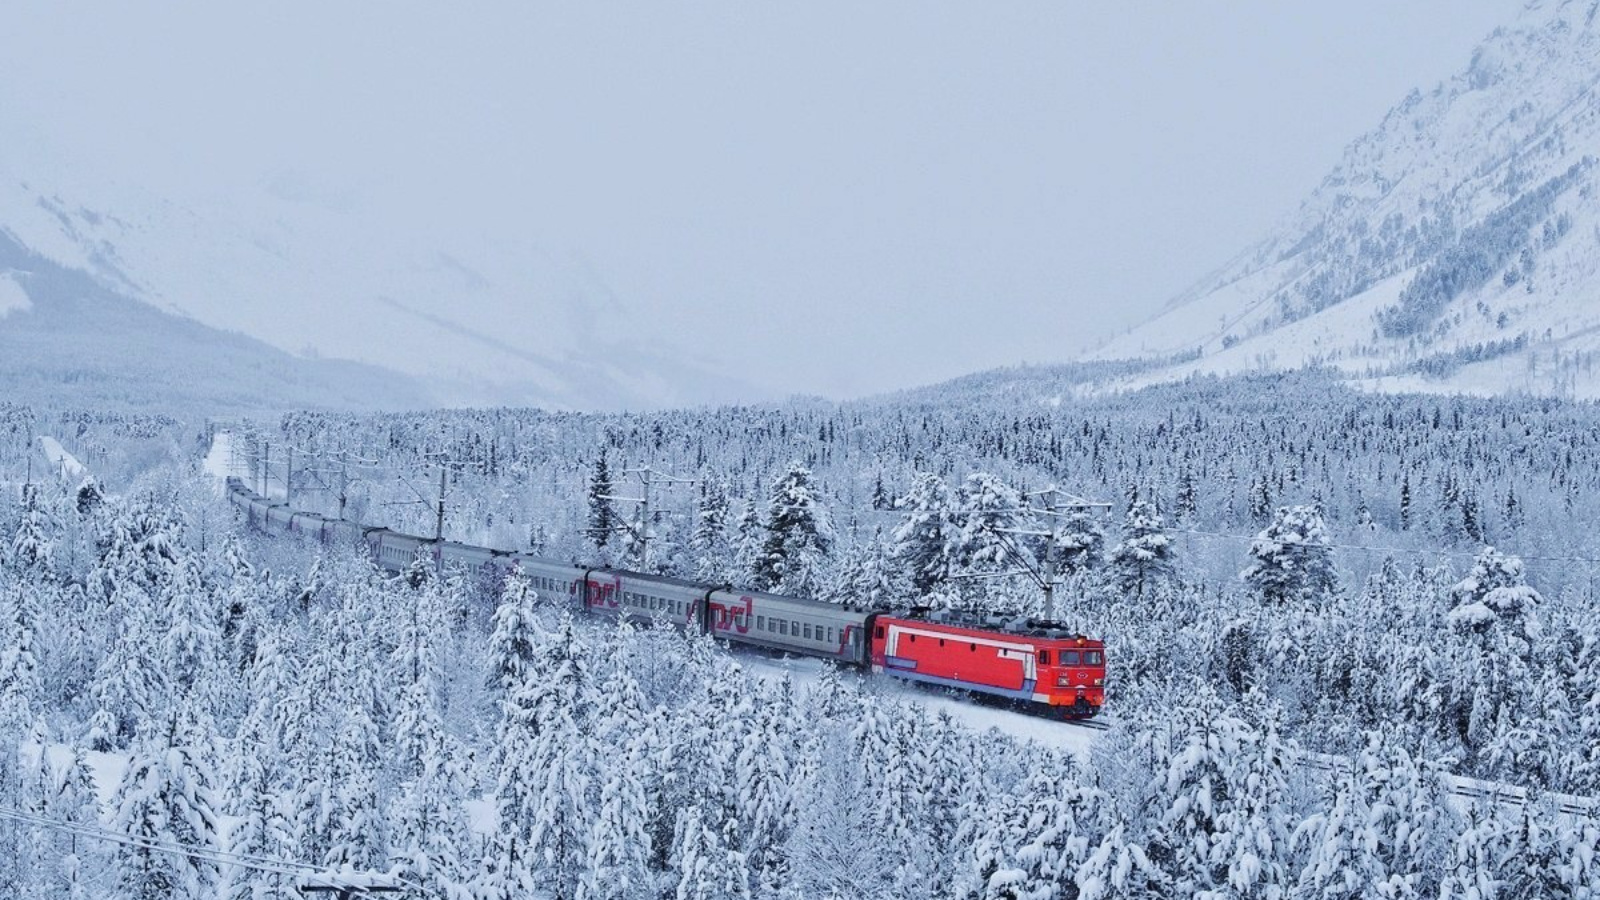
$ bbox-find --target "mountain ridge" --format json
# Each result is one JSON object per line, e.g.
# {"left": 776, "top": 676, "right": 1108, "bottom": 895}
{"left": 1087, "top": 0, "right": 1600, "bottom": 400}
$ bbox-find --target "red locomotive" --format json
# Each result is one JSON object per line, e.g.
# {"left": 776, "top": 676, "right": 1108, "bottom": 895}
{"left": 869, "top": 612, "right": 1105, "bottom": 718}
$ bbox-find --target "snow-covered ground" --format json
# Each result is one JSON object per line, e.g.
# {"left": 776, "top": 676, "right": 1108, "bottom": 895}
{"left": 0, "top": 272, "right": 30, "bottom": 318}
{"left": 36, "top": 436, "right": 87, "bottom": 481}
{"left": 737, "top": 651, "right": 1104, "bottom": 758}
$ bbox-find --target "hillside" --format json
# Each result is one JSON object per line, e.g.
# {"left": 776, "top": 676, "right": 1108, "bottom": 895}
{"left": 0, "top": 227, "right": 427, "bottom": 416}
{"left": 0, "top": 141, "right": 755, "bottom": 412}
{"left": 1089, "top": 0, "right": 1600, "bottom": 398}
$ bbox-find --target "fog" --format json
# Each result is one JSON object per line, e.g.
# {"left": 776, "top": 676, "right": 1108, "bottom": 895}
{"left": 0, "top": 1, "right": 1520, "bottom": 400}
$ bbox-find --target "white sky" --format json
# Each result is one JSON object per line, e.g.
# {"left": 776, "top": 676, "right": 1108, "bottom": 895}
{"left": 0, "top": 1, "right": 1523, "bottom": 399}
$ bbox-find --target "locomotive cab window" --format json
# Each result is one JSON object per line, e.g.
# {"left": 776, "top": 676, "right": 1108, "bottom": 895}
{"left": 875, "top": 626, "right": 885, "bottom": 638}
{"left": 1086, "top": 651, "right": 1104, "bottom": 666}
{"left": 1038, "top": 651, "right": 1050, "bottom": 665}
{"left": 1063, "top": 650, "right": 1081, "bottom": 666}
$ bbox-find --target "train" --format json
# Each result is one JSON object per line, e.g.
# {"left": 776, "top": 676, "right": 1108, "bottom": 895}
{"left": 225, "top": 476, "right": 1106, "bottom": 718}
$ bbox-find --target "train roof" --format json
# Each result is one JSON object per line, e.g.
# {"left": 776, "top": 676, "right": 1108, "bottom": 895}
{"left": 887, "top": 607, "right": 1101, "bottom": 643}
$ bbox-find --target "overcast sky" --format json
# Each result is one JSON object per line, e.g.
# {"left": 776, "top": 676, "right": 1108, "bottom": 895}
{"left": 2, "top": 1, "right": 1524, "bottom": 399}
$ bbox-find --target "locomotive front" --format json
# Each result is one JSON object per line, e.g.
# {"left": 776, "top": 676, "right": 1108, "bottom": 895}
{"left": 1033, "top": 635, "right": 1106, "bottom": 718}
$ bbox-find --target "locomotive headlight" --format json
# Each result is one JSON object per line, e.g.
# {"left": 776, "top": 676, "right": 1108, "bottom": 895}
{"left": 1056, "top": 675, "right": 1071, "bottom": 688}
{"left": 1094, "top": 677, "right": 1104, "bottom": 686}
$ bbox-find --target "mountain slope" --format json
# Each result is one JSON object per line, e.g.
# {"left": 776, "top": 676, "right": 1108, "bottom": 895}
{"left": 0, "top": 227, "right": 428, "bottom": 415}
{"left": 1089, "top": 0, "right": 1600, "bottom": 399}
{"left": 0, "top": 139, "right": 758, "bottom": 412}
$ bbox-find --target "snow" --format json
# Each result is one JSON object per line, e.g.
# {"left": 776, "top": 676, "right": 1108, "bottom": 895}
{"left": 202, "top": 430, "right": 245, "bottom": 480}
{"left": 36, "top": 435, "right": 87, "bottom": 480}
{"left": 735, "top": 650, "right": 1104, "bottom": 758}
{"left": 0, "top": 271, "right": 31, "bottom": 317}
{"left": 1082, "top": 3, "right": 1600, "bottom": 401}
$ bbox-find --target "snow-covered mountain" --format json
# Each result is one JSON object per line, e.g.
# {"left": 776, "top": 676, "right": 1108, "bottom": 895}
{"left": 1088, "top": 0, "right": 1600, "bottom": 399}
{"left": 0, "top": 226, "right": 428, "bottom": 415}
{"left": 0, "top": 136, "right": 756, "bottom": 412}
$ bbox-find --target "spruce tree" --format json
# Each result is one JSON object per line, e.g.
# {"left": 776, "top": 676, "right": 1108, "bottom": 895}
{"left": 1240, "top": 504, "right": 1337, "bottom": 606}
{"left": 1108, "top": 501, "right": 1174, "bottom": 604}
{"left": 753, "top": 462, "right": 833, "bottom": 595}
{"left": 889, "top": 473, "right": 957, "bottom": 597}
{"left": 587, "top": 451, "right": 618, "bottom": 551}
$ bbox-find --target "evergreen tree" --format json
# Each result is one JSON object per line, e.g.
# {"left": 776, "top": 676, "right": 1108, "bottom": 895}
{"left": 109, "top": 716, "right": 220, "bottom": 900}
{"left": 10, "top": 485, "right": 54, "bottom": 573}
{"left": 1241, "top": 504, "right": 1337, "bottom": 606}
{"left": 753, "top": 462, "right": 834, "bottom": 595}
{"left": 1108, "top": 501, "right": 1174, "bottom": 604}
{"left": 890, "top": 473, "right": 957, "bottom": 596}
{"left": 1055, "top": 510, "right": 1105, "bottom": 578}
{"left": 486, "top": 566, "right": 539, "bottom": 698}
{"left": 587, "top": 450, "right": 618, "bottom": 551}
{"left": 689, "top": 479, "right": 733, "bottom": 583}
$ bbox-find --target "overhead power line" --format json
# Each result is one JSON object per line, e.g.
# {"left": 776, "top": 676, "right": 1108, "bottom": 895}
{"left": 0, "top": 805, "right": 411, "bottom": 892}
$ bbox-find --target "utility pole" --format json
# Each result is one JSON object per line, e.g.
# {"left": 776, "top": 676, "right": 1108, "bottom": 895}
{"left": 285, "top": 445, "right": 294, "bottom": 504}
{"left": 435, "top": 468, "right": 447, "bottom": 544}
{"left": 1040, "top": 491, "right": 1061, "bottom": 621}
{"left": 1029, "top": 486, "right": 1111, "bottom": 621}
{"left": 337, "top": 460, "right": 349, "bottom": 520}
{"left": 604, "top": 464, "right": 697, "bottom": 571}
{"left": 261, "top": 441, "right": 271, "bottom": 497}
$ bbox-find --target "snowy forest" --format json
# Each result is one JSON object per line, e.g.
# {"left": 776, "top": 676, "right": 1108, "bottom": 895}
{"left": 3, "top": 371, "right": 1600, "bottom": 897}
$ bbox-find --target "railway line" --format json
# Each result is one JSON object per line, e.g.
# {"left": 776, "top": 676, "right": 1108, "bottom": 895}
{"left": 223, "top": 467, "right": 1598, "bottom": 822}
{"left": 226, "top": 475, "right": 1109, "bottom": 722}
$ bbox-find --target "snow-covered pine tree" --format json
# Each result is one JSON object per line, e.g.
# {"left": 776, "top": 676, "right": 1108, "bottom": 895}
{"left": 689, "top": 479, "right": 733, "bottom": 584}
{"left": 108, "top": 713, "right": 221, "bottom": 900}
{"left": 587, "top": 450, "right": 618, "bottom": 552}
{"left": 486, "top": 565, "right": 539, "bottom": 699}
{"left": 669, "top": 805, "right": 751, "bottom": 900}
{"left": 504, "top": 614, "right": 595, "bottom": 900}
{"left": 890, "top": 472, "right": 957, "bottom": 597}
{"left": 1055, "top": 509, "right": 1105, "bottom": 578}
{"left": 1240, "top": 504, "right": 1337, "bottom": 606}
{"left": 1108, "top": 501, "right": 1174, "bottom": 605}
{"left": 753, "top": 462, "right": 834, "bottom": 596}
{"left": 1292, "top": 732, "right": 1450, "bottom": 899}
{"left": 9, "top": 485, "right": 54, "bottom": 573}
{"left": 578, "top": 642, "right": 655, "bottom": 900}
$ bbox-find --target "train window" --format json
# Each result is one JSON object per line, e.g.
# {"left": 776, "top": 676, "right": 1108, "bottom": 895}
{"left": 875, "top": 626, "right": 885, "bottom": 638}
{"left": 803, "top": 624, "right": 812, "bottom": 640}
{"left": 1038, "top": 650, "right": 1049, "bottom": 665}
{"left": 909, "top": 634, "right": 916, "bottom": 643}
{"left": 778, "top": 620, "right": 788, "bottom": 636}
{"left": 1063, "top": 651, "right": 1081, "bottom": 666}
{"left": 940, "top": 639, "right": 946, "bottom": 647}
{"left": 758, "top": 615, "right": 766, "bottom": 631}
{"left": 1086, "top": 651, "right": 1103, "bottom": 666}
{"left": 969, "top": 643, "right": 976, "bottom": 652}
{"left": 792, "top": 620, "right": 800, "bottom": 636}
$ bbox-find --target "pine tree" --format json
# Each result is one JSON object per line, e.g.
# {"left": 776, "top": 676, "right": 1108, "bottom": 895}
{"left": 109, "top": 715, "right": 221, "bottom": 900}
{"left": 9, "top": 485, "right": 54, "bottom": 573}
{"left": 1241, "top": 504, "right": 1337, "bottom": 606}
{"left": 890, "top": 473, "right": 957, "bottom": 596}
{"left": 587, "top": 450, "right": 618, "bottom": 551}
{"left": 689, "top": 479, "right": 733, "bottom": 583}
{"left": 870, "top": 473, "right": 892, "bottom": 510}
{"left": 1055, "top": 510, "right": 1105, "bottom": 577}
{"left": 579, "top": 658, "right": 655, "bottom": 900}
{"left": 486, "top": 566, "right": 539, "bottom": 698}
{"left": 753, "top": 462, "right": 834, "bottom": 595}
{"left": 1292, "top": 733, "right": 1449, "bottom": 899}
{"left": 1108, "top": 501, "right": 1174, "bottom": 604}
